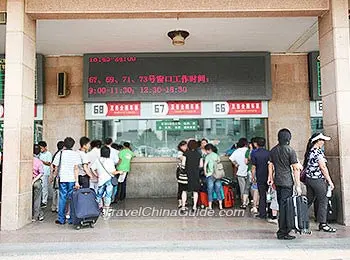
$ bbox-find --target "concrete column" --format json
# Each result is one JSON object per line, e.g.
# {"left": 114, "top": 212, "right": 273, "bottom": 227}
{"left": 1, "top": 0, "right": 36, "bottom": 230}
{"left": 319, "top": 0, "right": 350, "bottom": 225}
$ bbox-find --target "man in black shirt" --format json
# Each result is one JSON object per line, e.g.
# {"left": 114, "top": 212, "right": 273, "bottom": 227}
{"left": 251, "top": 137, "right": 270, "bottom": 219}
{"left": 268, "top": 128, "right": 302, "bottom": 240}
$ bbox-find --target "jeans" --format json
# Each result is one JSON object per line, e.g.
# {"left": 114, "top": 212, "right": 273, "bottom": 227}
{"left": 97, "top": 180, "right": 114, "bottom": 207}
{"left": 306, "top": 178, "right": 328, "bottom": 224}
{"left": 41, "top": 175, "right": 49, "bottom": 204}
{"left": 58, "top": 182, "right": 75, "bottom": 224}
{"left": 276, "top": 185, "right": 293, "bottom": 237}
{"left": 257, "top": 183, "right": 268, "bottom": 218}
{"left": 32, "top": 179, "right": 44, "bottom": 219}
{"left": 207, "top": 176, "right": 223, "bottom": 202}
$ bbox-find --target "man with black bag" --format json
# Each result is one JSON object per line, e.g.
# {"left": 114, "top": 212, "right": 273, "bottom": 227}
{"left": 268, "top": 129, "right": 302, "bottom": 240}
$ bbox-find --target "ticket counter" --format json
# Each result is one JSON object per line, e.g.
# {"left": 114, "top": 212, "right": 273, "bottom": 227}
{"left": 84, "top": 52, "right": 271, "bottom": 198}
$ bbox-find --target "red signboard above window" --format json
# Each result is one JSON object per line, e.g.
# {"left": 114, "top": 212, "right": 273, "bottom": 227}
{"left": 228, "top": 101, "right": 262, "bottom": 114}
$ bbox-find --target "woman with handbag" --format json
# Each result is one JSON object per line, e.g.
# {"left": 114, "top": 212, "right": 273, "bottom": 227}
{"left": 90, "top": 146, "right": 122, "bottom": 215}
{"left": 303, "top": 133, "right": 336, "bottom": 233}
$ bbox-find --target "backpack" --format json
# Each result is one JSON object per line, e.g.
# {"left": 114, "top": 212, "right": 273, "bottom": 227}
{"left": 212, "top": 158, "right": 225, "bottom": 179}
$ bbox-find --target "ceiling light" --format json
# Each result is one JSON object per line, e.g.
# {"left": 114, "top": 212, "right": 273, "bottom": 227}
{"left": 167, "top": 30, "right": 190, "bottom": 46}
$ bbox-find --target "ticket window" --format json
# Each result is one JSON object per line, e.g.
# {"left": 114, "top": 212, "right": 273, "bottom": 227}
{"left": 87, "top": 118, "right": 267, "bottom": 157}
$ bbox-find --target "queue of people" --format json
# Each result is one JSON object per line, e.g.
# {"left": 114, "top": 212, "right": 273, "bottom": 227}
{"left": 32, "top": 137, "right": 134, "bottom": 223}
{"left": 31, "top": 129, "right": 337, "bottom": 239}
{"left": 175, "top": 129, "right": 337, "bottom": 240}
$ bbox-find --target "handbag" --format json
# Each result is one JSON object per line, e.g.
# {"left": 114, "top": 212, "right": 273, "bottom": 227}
{"left": 266, "top": 185, "right": 273, "bottom": 203}
{"left": 53, "top": 150, "right": 63, "bottom": 189}
{"left": 98, "top": 159, "right": 118, "bottom": 186}
{"left": 300, "top": 168, "right": 307, "bottom": 183}
{"left": 212, "top": 158, "right": 225, "bottom": 179}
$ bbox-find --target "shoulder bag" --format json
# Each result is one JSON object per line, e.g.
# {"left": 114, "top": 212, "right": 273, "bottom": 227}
{"left": 99, "top": 159, "right": 118, "bottom": 186}
{"left": 53, "top": 151, "right": 63, "bottom": 189}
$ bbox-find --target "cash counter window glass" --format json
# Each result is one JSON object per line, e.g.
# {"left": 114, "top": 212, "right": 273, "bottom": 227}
{"left": 87, "top": 118, "right": 266, "bottom": 157}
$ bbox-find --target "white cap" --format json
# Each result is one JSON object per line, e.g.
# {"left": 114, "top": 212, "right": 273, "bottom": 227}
{"left": 311, "top": 133, "right": 331, "bottom": 143}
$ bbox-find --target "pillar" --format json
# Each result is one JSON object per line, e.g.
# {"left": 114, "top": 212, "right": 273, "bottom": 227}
{"left": 319, "top": 0, "right": 350, "bottom": 225}
{"left": 1, "top": 0, "right": 36, "bottom": 230}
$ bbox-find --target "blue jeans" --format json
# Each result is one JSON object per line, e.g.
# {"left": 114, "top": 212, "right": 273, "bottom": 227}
{"left": 97, "top": 180, "right": 114, "bottom": 207}
{"left": 58, "top": 182, "right": 75, "bottom": 224}
{"left": 207, "top": 176, "right": 223, "bottom": 202}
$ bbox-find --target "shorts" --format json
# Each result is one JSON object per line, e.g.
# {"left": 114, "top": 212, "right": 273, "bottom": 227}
{"left": 178, "top": 183, "right": 188, "bottom": 193}
{"left": 237, "top": 176, "right": 250, "bottom": 195}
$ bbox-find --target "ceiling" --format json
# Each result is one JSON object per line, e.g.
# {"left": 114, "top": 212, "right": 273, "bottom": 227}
{"left": 0, "top": 17, "right": 320, "bottom": 55}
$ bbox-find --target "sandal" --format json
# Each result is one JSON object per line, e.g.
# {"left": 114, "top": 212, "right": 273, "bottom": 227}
{"left": 319, "top": 223, "right": 337, "bottom": 233}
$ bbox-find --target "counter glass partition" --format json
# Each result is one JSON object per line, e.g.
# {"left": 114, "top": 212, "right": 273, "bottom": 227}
{"left": 87, "top": 118, "right": 266, "bottom": 157}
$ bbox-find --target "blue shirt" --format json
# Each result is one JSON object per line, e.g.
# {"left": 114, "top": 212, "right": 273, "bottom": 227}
{"left": 251, "top": 148, "right": 270, "bottom": 184}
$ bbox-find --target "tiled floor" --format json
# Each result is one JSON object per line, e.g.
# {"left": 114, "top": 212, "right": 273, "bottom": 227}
{"left": 0, "top": 198, "right": 348, "bottom": 243}
{"left": 0, "top": 198, "right": 349, "bottom": 259}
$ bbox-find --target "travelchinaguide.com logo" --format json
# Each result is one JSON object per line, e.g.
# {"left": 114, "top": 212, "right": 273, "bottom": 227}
{"left": 101, "top": 207, "right": 245, "bottom": 219}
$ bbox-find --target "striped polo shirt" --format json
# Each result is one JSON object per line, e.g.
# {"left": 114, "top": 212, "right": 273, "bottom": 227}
{"left": 53, "top": 149, "right": 81, "bottom": 183}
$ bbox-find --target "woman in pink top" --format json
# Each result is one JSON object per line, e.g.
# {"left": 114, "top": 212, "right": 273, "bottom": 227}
{"left": 33, "top": 144, "right": 44, "bottom": 221}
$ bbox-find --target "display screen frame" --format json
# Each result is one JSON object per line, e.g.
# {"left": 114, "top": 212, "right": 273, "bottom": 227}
{"left": 83, "top": 52, "right": 272, "bottom": 102}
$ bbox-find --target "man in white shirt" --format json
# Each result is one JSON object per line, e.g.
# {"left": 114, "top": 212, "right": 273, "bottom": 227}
{"left": 104, "top": 138, "right": 119, "bottom": 166}
{"left": 78, "top": 136, "right": 94, "bottom": 188}
{"left": 86, "top": 139, "right": 102, "bottom": 192}
{"left": 38, "top": 141, "right": 52, "bottom": 208}
{"left": 52, "top": 137, "right": 81, "bottom": 225}
{"left": 229, "top": 138, "right": 249, "bottom": 209}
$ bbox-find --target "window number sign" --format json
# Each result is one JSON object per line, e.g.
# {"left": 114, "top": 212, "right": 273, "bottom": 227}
{"left": 213, "top": 102, "right": 229, "bottom": 115}
{"left": 152, "top": 102, "right": 169, "bottom": 116}
{"left": 92, "top": 103, "right": 108, "bottom": 116}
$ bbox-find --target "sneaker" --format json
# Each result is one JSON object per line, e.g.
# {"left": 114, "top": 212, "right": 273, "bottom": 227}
{"left": 250, "top": 207, "right": 258, "bottom": 214}
{"left": 32, "top": 219, "right": 37, "bottom": 222}
{"left": 41, "top": 203, "right": 47, "bottom": 208}
{"left": 268, "top": 218, "right": 278, "bottom": 224}
{"left": 38, "top": 216, "right": 44, "bottom": 221}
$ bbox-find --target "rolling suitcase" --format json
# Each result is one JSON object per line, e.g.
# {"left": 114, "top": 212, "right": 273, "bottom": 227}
{"left": 223, "top": 185, "right": 234, "bottom": 208}
{"left": 198, "top": 191, "right": 209, "bottom": 208}
{"left": 286, "top": 195, "right": 311, "bottom": 234}
{"left": 71, "top": 188, "right": 100, "bottom": 230}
